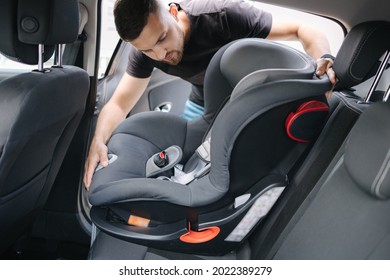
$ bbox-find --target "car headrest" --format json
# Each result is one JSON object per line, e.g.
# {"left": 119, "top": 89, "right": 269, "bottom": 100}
{"left": 203, "top": 39, "right": 315, "bottom": 123}
{"left": 334, "top": 21, "right": 390, "bottom": 90}
{"left": 344, "top": 101, "right": 390, "bottom": 200}
{"left": 0, "top": 0, "right": 79, "bottom": 65}
{"left": 220, "top": 39, "right": 314, "bottom": 89}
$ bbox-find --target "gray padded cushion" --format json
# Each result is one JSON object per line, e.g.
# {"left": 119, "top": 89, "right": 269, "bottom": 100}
{"left": 89, "top": 78, "right": 331, "bottom": 207}
{"left": 89, "top": 112, "right": 189, "bottom": 193}
{"left": 88, "top": 112, "right": 224, "bottom": 207}
{"left": 89, "top": 175, "right": 225, "bottom": 207}
{"left": 221, "top": 39, "right": 314, "bottom": 90}
{"left": 0, "top": 66, "right": 90, "bottom": 194}
{"left": 334, "top": 21, "right": 390, "bottom": 90}
{"left": 344, "top": 102, "right": 390, "bottom": 199}
{"left": 209, "top": 77, "right": 331, "bottom": 193}
{"left": 202, "top": 39, "right": 314, "bottom": 124}
{"left": 89, "top": 39, "right": 331, "bottom": 207}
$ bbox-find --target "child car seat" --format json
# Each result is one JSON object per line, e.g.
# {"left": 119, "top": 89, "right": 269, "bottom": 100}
{"left": 88, "top": 38, "right": 331, "bottom": 255}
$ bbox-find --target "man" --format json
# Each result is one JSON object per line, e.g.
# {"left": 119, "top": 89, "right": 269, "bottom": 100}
{"left": 84, "top": 0, "right": 336, "bottom": 190}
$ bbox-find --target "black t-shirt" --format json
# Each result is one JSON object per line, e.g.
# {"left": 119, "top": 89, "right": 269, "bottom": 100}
{"left": 126, "top": 0, "right": 272, "bottom": 105}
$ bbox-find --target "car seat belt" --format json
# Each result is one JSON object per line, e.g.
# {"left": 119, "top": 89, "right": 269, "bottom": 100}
{"left": 63, "top": 3, "right": 88, "bottom": 66}
{"left": 170, "top": 136, "right": 211, "bottom": 184}
{"left": 62, "top": 31, "right": 87, "bottom": 66}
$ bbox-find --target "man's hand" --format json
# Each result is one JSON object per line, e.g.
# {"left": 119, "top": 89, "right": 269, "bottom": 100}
{"left": 83, "top": 138, "right": 109, "bottom": 191}
{"left": 316, "top": 57, "right": 336, "bottom": 84}
{"left": 316, "top": 57, "right": 337, "bottom": 99}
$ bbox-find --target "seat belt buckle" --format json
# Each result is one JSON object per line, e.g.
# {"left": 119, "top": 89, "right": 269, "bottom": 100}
{"left": 196, "top": 136, "right": 211, "bottom": 163}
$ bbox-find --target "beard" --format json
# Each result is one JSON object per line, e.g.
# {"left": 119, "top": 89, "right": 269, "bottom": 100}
{"left": 163, "top": 24, "right": 185, "bottom": 65}
{"left": 163, "top": 50, "right": 183, "bottom": 65}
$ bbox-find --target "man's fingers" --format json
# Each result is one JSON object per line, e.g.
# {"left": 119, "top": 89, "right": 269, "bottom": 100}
{"left": 84, "top": 158, "right": 98, "bottom": 191}
{"left": 327, "top": 67, "right": 337, "bottom": 84}
{"left": 84, "top": 146, "right": 110, "bottom": 191}
{"left": 316, "top": 58, "right": 337, "bottom": 85}
{"left": 315, "top": 60, "right": 328, "bottom": 76}
{"left": 99, "top": 152, "right": 109, "bottom": 167}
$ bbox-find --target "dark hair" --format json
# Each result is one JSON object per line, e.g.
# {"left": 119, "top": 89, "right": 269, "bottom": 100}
{"left": 114, "top": 0, "right": 160, "bottom": 41}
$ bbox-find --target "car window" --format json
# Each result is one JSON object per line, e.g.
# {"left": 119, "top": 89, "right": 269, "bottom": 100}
{"left": 0, "top": 0, "right": 117, "bottom": 76}
{"left": 0, "top": 53, "right": 54, "bottom": 71}
{"left": 253, "top": 2, "right": 344, "bottom": 55}
{"left": 98, "top": 0, "right": 120, "bottom": 78}
{"left": 97, "top": 0, "right": 345, "bottom": 79}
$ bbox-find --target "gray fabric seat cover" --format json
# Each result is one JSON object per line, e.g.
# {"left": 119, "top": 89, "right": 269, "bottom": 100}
{"left": 88, "top": 38, "right": 328, "bottom": 207}
{"left": 0, "top": 0, "right": 89, "bottom": 253}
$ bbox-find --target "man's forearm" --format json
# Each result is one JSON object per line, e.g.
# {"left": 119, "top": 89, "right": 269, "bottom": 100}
{"left": 93, "top": 102, "right": 129, "bottom": 145}
{"left": 297, "top": 25, "right": 332, "bottom": 60}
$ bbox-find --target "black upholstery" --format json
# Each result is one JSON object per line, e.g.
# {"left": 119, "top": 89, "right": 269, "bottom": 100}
{"left": 0, "top": 0, "right": 89, "bottom": 253}
{"left": 344, "top": 106, "right": 390, "bottom": 199}
{"left": 334, "top": 21, "right": 390, "bottom": 90}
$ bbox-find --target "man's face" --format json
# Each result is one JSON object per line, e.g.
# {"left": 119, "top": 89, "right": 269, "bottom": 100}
{"left": 130, "top": 11, "right": 185, "bottom": 65}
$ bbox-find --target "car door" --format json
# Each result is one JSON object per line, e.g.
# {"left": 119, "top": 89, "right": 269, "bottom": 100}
{"left": 96, "top": 40, "right": 192, "bottom": 118}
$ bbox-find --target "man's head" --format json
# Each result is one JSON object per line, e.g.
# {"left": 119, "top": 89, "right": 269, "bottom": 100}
{"left": 114, "top": 0, "right": 159, "bottom": 42}
{"left": 114, "top": 0, "right": 188, "bottom": 65}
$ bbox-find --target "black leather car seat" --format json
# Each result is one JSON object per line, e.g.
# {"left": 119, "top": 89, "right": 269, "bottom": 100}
{"left": 0, "top": 0, "right": 90, "bottom": 253}
{"left": 88, "top": 38, "right": 332, "bottom": 255}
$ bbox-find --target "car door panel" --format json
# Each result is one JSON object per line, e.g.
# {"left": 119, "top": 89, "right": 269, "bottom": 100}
{"left": 97, "top": 41, "right": 191, "bottom": 118}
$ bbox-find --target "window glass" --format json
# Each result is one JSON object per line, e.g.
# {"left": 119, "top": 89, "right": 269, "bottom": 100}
{"left": 0, "top": 52, "right": 54, "bottom": 71}
{"left": 96, "top": 0, "right": 344, "bottom": 78}
{"left": 98, "top": 0, "right": 120, "bottom": 78}
{"left": 253, "top": 2, "right": 344, "bottom": 55}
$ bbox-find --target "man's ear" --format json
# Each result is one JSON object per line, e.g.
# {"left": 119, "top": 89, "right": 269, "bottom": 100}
{"left": 169, "top": 3, "right": 179, "bottom": 20}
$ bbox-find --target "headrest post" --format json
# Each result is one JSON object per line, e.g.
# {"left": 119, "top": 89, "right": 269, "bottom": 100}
{"left": 56, "top": 44, "right": 63, "bottom": 68}
{"left": 365, "top": 50, "right": 390, "bottom": 102}
{"left": 383, "top": 84, "right": 390, "bottom": 102}
{"left": 37, "top": 44, "right": 45, "bottom": 72}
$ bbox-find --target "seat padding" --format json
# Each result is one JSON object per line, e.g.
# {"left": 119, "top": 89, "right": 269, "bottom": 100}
{"left": 344, "top": 102, "right": 390, "bottom": 199}
{"left": 0, "top": 0, "right": 89, "bottom": 253}
{"left": 334, "top": 21, "right": 390, "bottom": 90}
{"left": 88, "top": 38, "right": 332, "bottom": 255}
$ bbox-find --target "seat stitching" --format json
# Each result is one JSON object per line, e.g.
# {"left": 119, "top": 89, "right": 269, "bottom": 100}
{"left": 371, "top": 147, "right": 390, "bottom": 198}
{"left": 334, "top": 91, "right": 363, "bottom": 114}
{"left": 349, "top": 24, "right": 383, "bottom": 81}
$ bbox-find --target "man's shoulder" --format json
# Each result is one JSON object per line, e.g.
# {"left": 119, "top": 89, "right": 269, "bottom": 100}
{"left": 179, "top": 0, "right": 240, "bottom": 16}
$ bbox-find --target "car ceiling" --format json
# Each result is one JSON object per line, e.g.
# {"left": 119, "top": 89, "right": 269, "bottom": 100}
{"left": 254, "top": 0, "right": 389, "bottom": 30}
